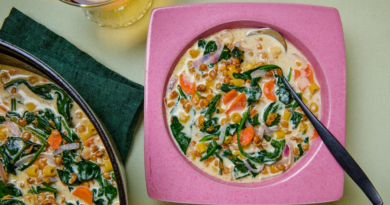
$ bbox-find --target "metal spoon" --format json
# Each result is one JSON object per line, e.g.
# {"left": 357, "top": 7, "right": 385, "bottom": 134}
{"left": 247, "top": 28, "right": 287, "bottom": 51}
{"left": 248, "top": 28, "right": 383, "bottom": 205}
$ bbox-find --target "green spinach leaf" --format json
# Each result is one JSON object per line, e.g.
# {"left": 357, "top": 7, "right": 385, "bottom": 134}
{"left": 204, "top": 41, "right": 217, "bottom": 55}
{"left": 225, "top": 123, "right": 239, "bottom": 136}
{"left": 200, "top": 141, "right": 220, "bottom": 161}
{"left": 170, "top": 116, "right": 191, "bottom": 154}
{"left": 263, "top": 102, "right": 281, "bottom": 127}
{"left": 29, "top": 182, "right": 57, "bottom": 194}
{"left": 200, "top": 117, "right": 220, "bottom": 135}
{"left": 218, "top": 45, "right": 231, "bottom": 61}
{"left": 231, "top": 47, "right": 244, "bottom": 58}
{"left": 0, "top": 116, "right": 5, "bottom": 125}
{"left": 0, "top": 181, "right": 22, "bottom": 198}
{"left": 1, "top": 198, "right": 26, "bottom": 205}
{"left": 248, "top": 113, "right": 260, "bottom": 126}
{"left": 203, "top": 94, "right": 221, "bottom": 119}
{"left": 290, "top": 111, "right": 303, "bottom": 129}
{"left": 198, "top": 39, "right": 206, "bottom": 48}
{"left": 5, "top": 79, "right": 74, "bottom": 126}
{"left": 233, "top": 64, "right": 282, "bottom": 80}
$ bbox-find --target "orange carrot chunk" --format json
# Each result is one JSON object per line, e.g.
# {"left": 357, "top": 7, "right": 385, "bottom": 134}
{"left": 83, "top": 137, "right": 95, "bottom": 147}
{"left": 47, "top": 130, "right": 62, "bottom": 150}
{"left": 179, "top": 73, "right": 195, "bottom": 95}
{"left": 263, "top": 80, "right": 276, "bottom": 101}
{"left": 294, "top": 69, "right": 301, "bottom": 80}
{"left": 223, "top": 90, "right": 239, "bottom": 105}
{"left": 72, "top": 187, "right": 93, "bottom": 205}
{"left": 311, "top": 129, "right": 319, "bottom": 140}
{"left": 232, "top": 126, "right": 255, "bottom": 146}
{"left": 305, "top": 64, "right": 314, "bottom": 83}
{"left": 225, "top": 93, "right": 247, "bottom": 114}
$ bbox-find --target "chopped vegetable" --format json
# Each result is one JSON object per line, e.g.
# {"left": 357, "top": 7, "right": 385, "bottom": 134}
{"left": 223, "top": 90, "right": 239, "bottom": 105}
{"left": 263, "top": 80, "right": 276, "bottom": 101}
{"left": 232, "top": 126, "right": 254, "bottom": 146}
{"left": 170, "top": 116, "right": 191, "bottom": 154}
{"left": 290, "top": 111, "right": 303, "bottom": 129}
{"left": 47, "top": 129, "right": 63, "bottom": 150}
{"left": 73, "top": 187, "right": 93, "bottom": 205}
{"left": 179, "top": 73, "right": 195, "bottom": 95}
{"left": 226, "top": 93, "right": 247, "bottom": 114}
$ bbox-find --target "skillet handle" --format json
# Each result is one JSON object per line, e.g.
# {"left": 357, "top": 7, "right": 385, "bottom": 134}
{"left": 281, "top": 77, "right": 383, "bottom": 205}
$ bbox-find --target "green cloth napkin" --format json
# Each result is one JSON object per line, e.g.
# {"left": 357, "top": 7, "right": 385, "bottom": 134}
{"left": 0, "top": 8, "right": 144, "bottom": 162}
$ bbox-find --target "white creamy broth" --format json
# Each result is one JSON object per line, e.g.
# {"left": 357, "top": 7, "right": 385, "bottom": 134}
{"left": 0, "top": 65, "right": 119, "bottom": 205}
{"left": 165, "top": 28, "right": 321, "bottom": 183}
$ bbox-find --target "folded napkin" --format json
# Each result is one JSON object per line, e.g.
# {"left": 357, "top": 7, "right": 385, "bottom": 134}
{"left": 0, "top": 8, "right": 144, "bottom": 162}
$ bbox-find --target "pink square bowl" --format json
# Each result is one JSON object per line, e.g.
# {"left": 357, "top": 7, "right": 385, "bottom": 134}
{"left": 144, "top": 3, "right": 346, "bottom": 204}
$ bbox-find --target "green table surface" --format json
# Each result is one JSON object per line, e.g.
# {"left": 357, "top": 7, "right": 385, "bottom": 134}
{"left": 1, "top": 0, "right": 389, "bottom": 204}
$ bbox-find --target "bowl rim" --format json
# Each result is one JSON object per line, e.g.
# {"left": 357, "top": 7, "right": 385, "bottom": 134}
{"left": 59, "top": 0, "right": 119, "bottom": 8}
{"left": 160, "top": 19, "right": 330, "bottom": 188}
{"left": 0, "top": 39, "right": 128, "bottom": 205}
{"left": 145, "top": 2, "right": 346, "bottom": 204}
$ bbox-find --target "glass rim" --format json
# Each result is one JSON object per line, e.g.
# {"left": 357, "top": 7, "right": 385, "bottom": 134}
{"left": 59, "top": 0, "right": 119, "bottom": 8}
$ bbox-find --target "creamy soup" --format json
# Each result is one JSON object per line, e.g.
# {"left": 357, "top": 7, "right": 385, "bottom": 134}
{"left": 165, "top": 28, "right": 321, "bottom": 183}
{"left": 0, "top": 65, "right": 119, "bottom": 204}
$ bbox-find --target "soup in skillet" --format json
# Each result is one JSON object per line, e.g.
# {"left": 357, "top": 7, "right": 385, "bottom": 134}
{"left": 0, "top": 65, "right": 119, "bottom": 204}
{"left": 165, "top": 28, "right": 321, "bottom": 182}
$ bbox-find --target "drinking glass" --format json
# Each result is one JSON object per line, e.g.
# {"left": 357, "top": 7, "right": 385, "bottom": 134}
{"left": 59, "top": 0, "right": 153, "bottom": 28}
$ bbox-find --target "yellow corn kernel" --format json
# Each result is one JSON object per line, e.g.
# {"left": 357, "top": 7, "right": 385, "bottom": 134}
{"left": 303, "top": 123, "right": 308, "bottom": 131}
{"left": 231, "top": 112, "right": 242, "bottom": 124}
{"left": 302, "top": 97, "right": 308, "bottom": 105}
{"left": 224, "top": 135, "right": 232, "bottom": 144}
{"left": 233, "top": 151, "right": 243, "bottom": 159}
{"left": 42, "top": 165, "right": 57, "bottom": 177}
{"left": 212, "top": 166, "right": 218, "bottom": 172}
{"left": 189, "top": 49, "right": 200, "bottom": 58}
{"left": 228, "top": 66, "right": 238, "bottom": 79}
{"left": 206, "top": 81, "right": 214, "bottom": 88}
{"left": 296, "top": 61, "right": 301, "bottom": 66}
{"left": 188, "top": 151, "right": 196, "bottom": 160}
{"left": 309, "top": 82, "right": 320, "bottom": 95}
{"left": 179, "top": 112, "right": 190, "bottom": 123}
{"left": 25, "top": 102, "right": 36, "bottom": 111}
{"left": 217, "top": 107, "right": 225, "bottom": 113}
{"left": 87, "top": 122, "right": 97, "bottom": 135}
{"left": 197, "top": 142, "right": 207, "bottom": 154}
{"left": 243, "top": 62, "right": 255, "bottom": 71}
{"left": 274, "top": 130, "right": 285, "bottom": 139}
{"left": 283, "top": 111, "right": 291, "bottom": 121}
{"left": 270, "top": 165, "right": 280, "bottom": 174}
{"left": 26, "top": 165, "right": 39, "bottom": 177}
{"left": 230, "top": 79, "right": 245, "bottom": 87}
{"left": 104, "top": 160, "right": 113, "bottom": 172}
{"left": 310, "top": 102, "right": 318, "bottom": 112}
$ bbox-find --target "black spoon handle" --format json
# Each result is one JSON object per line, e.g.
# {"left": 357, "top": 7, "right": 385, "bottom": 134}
{"left": 281, "top": 77, "right": 383, "bottom": 205}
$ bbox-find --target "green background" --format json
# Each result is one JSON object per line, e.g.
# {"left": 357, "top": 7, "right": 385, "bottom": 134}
{"left": 1, "top": 0, "right": 389, "bottom": 204}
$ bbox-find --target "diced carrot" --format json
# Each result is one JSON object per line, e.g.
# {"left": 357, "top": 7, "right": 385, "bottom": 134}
{"left": 47, "top": 130, "right": 62, "bottom": 150}
{"left": 223, "top": 90, "right": 239, "bottom": 105}
{"left": 225, "top": 93, "right": 247, "bottom": 114}
{"left": 83, "top": 137, "right": 95, "bottom": 147}
{"left": 72, "top": 187, "right": 93, "bottom": 205}
{"left": 179, "top": 73, "right": 195, "bottom": 95}
{"left": 232, "top": 126, "right": 255, "bottom": 146}
{"left": 263, "top": 80, "right": 276, "bottom": 101}
{"left": 294, "top": 69, "right": 301, "bottom": 80}
{"left": 304, "top": 64, "right": 314, "bottom": 84}
{"left": 311, "top": 129, "right": 319, "bottom": 140}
